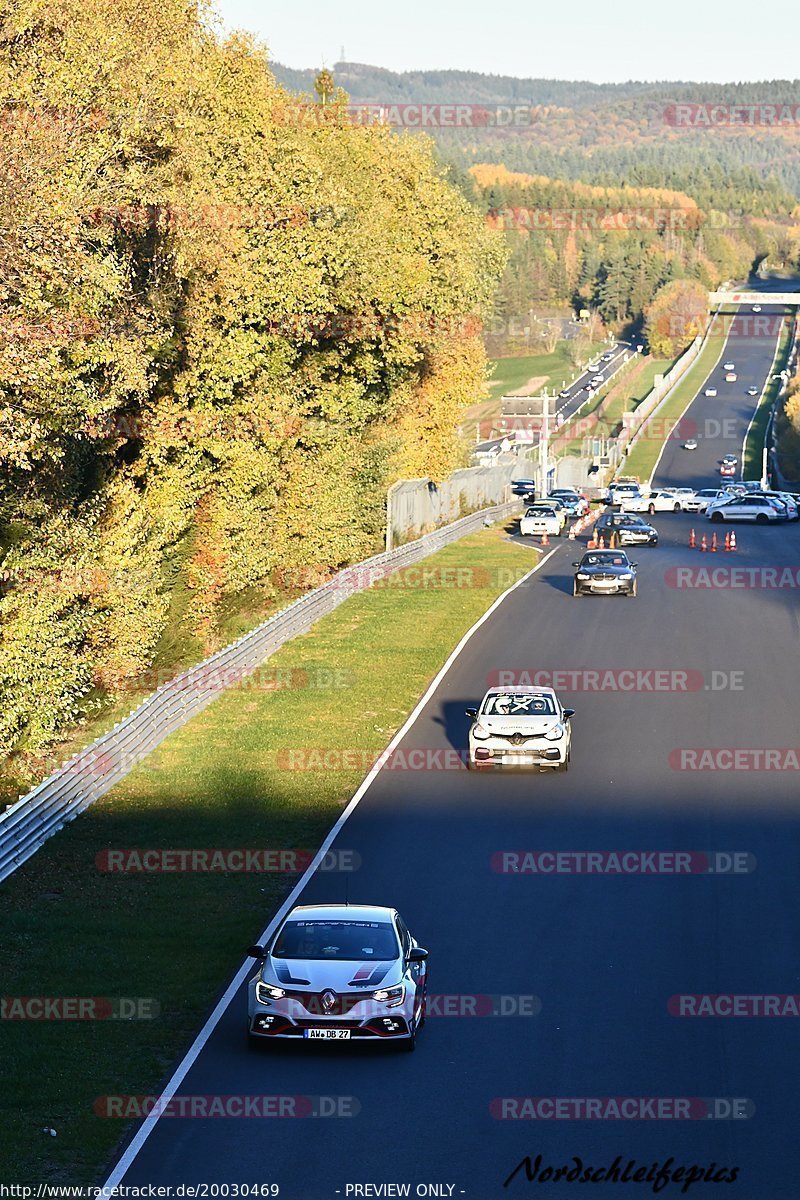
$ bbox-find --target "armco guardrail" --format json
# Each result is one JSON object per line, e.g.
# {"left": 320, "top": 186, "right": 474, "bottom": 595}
{"left": 0, "top": 499, "right": 520, "bottom": 884}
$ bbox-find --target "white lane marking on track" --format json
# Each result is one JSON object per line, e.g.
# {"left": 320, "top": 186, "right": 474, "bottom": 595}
{"left": 102, "top": 538, "right": 560, "bottom": 1187}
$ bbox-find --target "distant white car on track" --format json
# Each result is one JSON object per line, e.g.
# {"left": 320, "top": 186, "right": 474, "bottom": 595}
{"left": 247, "top": 903, "right": 428, "bottom": 1051}
{"left": 747, "top": 386, "right": 759, "bottom": 396}
{"left": 683, "top": 438, "right": 698, "bottom": 450}
{"left": 520, "top": 506, "right": 562, "bottom": 537}
{"left": 466, "top": 686, "right": 574, "bottom": 771}
{"left": 704, "top": 387, "right": 717, "bottom": 398}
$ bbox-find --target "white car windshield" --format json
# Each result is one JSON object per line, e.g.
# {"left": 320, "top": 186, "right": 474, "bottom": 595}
{"left": 482, "top": 693, "right": 557, "bottom": 716}
{"left": 272, "top": 920, "right": 400, "bottom": 961}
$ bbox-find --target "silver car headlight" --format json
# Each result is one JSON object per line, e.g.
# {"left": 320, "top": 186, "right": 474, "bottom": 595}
{"left": 372, "top": 984, "right": 405, "bottom": 1007}
{"left": 544, "top": 723, "right": 565, "bottom": 741}
{"left": 472, "top": 723, "right": 491, "bottom": 739}
{"left": 255, "top": 981, "right": 286, "bottom": 1004}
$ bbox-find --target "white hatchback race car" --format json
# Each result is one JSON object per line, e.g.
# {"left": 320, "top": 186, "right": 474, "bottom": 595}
{"left": 466, "top": 686, "right": 574, "bottom": 771}
{"left": 247, "top": 903, "right": 428, "bottom": 1051}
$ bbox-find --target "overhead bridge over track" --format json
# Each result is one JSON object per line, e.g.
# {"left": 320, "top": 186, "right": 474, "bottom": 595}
{"left": 708, "top": 291, "right": 800, "bottom": 306}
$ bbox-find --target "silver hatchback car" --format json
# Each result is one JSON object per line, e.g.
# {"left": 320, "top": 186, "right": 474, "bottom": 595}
{"left": 247, "top": 903, "right": 428, "bottom": 1051}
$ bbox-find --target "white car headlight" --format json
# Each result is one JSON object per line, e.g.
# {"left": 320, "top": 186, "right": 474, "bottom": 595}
{"left": 255, "top": 981, "right": 285, "bottom": 1004}
{"left": 576, "top": 573, "right": 590, "bottom": 580}
{"left": 544, "top": 723, "right": 565, "bottom": 741}
{"left": 372, "top": 984, "right": 405, "bottom": 1007}
{"left": 472, "top": 723, "right": 491, "bottom": 739}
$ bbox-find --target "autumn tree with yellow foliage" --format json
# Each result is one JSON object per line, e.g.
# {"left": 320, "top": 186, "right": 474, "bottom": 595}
{"left": 0, "top": 0, "right": 506, "bottom": 752}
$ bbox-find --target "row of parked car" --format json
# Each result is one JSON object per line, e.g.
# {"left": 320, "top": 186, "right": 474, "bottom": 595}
{"left": 605, "top": 479, "right": 799, "bottom": 522}
{"left": 516, "top": 478, "right": 800, "bottom": 542}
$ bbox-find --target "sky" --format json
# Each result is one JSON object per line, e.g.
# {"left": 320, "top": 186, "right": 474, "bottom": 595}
{"left": 215, "top": 0, "right": 800, "bottom": 84}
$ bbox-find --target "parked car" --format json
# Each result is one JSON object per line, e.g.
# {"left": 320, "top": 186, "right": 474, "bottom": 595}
{"left": 685, "top": 488, "right": 736, "bottom": 512}
{"left": 595, "top": 511, "right": 659, "bottom": 546}
{"left": 531, "top": 496, "right": 568, "bottom": 523}
{"left": 620, "top": 489, "right": 685, "bottom": 514}
{"left": 246, "top": 903, "right": 428, "bottom": 1051}
{"left": 511, "top": 478, "right": 537, "bottom": 498}
{"left": 466, "top": 686, "right": 574, "bottom": 771}
{"left": 706, "top": 495, "right": 787, "bottom": 523}
{"left": 520, "top": 506, "right": 563, "bottom": 537}
{"left": 606, "top": 480, "right": 642, "bottom": 506}
{"left": 573, "top": 549, "right": 638, "bottom": 597}
{"left": 549, "top": 488, "right": 590, "bottom": 517}
{"left": 746, "top": 491, "right": 799, "bottom": 520}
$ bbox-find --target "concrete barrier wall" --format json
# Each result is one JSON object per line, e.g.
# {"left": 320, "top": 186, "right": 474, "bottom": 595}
{"left": 386, "top": 454, "right": 536, "bottom": 547}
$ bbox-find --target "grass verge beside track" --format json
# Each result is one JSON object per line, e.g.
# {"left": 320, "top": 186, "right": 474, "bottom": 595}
{"left": 742, "top": 318, "right": 793, "bottom": 479}
{"left": 0, "top": 524, "right": 534, "bottom": 1185}
{"left": 621, "top": 333, "right": 726, "bottom": 483}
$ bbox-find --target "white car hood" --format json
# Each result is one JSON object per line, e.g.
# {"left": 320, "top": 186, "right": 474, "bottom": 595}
{"left": 263, "top": 957, "right": 401, "bottom": 993}
{"left": 475, "top": 715, "right": 561, "bottom": 737}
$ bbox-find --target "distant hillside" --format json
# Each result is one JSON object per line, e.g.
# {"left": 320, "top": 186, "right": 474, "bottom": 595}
{"left": 269, "top": 62, "right": 684, "bottom": 106}
{"left": 270, "top": 63, "right": 800, "bottom": 196}
{"left": 270, "top": 62, "right": 800, "bottom": 107}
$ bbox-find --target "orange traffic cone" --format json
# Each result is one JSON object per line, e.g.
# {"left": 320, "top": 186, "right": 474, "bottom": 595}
{"left": 724, "top": 532, "right": 731, "bottom": 552}
{"left": 710, "top": 533, "right": 718, "bottom": 552}
{"left": 729, "top": 531, "right": 737, "bottom": 552}
{"left": 541, "top": 531, "right": 549, "bottom": 547}
{"left": 689, "top": 528, "right": 696, "bottom": 549}
{"left": 700, "top": 534, "right": 707, "bottom": 552}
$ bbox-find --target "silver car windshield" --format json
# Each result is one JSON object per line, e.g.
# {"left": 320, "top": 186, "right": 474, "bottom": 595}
{"left": 272, "top": 920, "right": 400, "bottom": 961}
{"left": 482, "top": 693, "right": 557, "bottom": 716}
